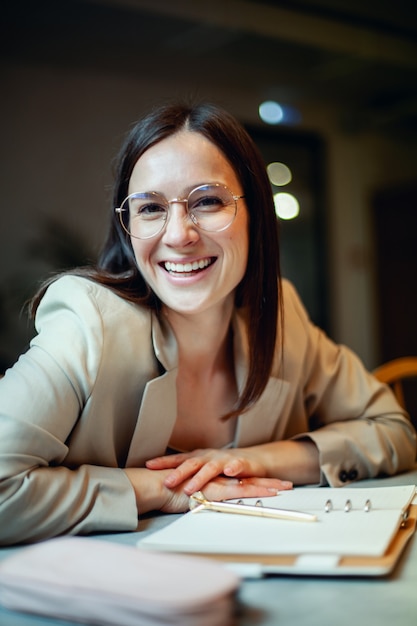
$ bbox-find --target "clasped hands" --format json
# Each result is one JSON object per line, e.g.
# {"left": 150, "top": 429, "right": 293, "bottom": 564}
{"left": 145, "top": 447, "right": 293, "bottom": 513}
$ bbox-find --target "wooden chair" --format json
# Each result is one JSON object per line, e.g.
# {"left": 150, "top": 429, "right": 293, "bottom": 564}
{"left": 373, "top": 356, "right": 417, "bottom": 410}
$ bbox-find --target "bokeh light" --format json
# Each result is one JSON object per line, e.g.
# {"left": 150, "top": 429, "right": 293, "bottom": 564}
{"left": 274, "top": 192, "right": 300, "bottom": 220}
{"left": 267, "top": 162, "right": 292, "bottom": 186}
{"left": 259, "top": 101, "right": 284, "bottom": 124}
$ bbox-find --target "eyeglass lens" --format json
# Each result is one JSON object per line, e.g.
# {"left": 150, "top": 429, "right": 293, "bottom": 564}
{"left": 117, "top": 184, "right": 238, "bottom": 239}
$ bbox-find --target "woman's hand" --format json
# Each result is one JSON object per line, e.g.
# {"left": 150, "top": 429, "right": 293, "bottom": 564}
{"left": 124, "top": 466, "right": 290, "bottom": 516}
{"left": 124, "top": 467, "right": 191, "bottom": 514}
{"left": 128, "top": 442, "right": 318, "bottom": 514}
{"left": 145, "top": 448, "right": 293, "bottom": 496}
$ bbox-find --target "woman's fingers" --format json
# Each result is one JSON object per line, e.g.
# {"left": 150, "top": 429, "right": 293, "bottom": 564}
{"left": 159, "top": 474, "right": 293, "bottom": 514}
{"left": 183, "top": 467, "right": 292, "bottom": 497}
{"left": 146, "top": 449, "right": 289, "bottom": 496}
{"left": 147, "top": 450, "right": 235, "bottom": 489}
{"left": 164, "top": 457, "right": 223, "bottom": 490}
{"left": 204, "top": 476, "right": 293, "bottom": 501}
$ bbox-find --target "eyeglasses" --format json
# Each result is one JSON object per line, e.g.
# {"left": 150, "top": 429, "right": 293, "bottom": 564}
{"left": 115, "top": 183, "right": 245, "bottom": 239}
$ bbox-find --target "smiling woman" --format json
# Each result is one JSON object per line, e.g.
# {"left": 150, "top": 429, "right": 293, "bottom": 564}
{"left": 0, "top": 101, "right": 415, "bottom": 545}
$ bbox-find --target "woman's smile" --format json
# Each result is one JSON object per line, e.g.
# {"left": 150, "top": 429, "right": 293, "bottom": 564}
{"left": 161, "top": 256, "right": 216, "bottom": 277}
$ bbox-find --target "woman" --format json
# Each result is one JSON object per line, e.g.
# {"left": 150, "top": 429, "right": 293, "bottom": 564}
{"left": 0, "top": 102, "right": 415, "bottom": 545}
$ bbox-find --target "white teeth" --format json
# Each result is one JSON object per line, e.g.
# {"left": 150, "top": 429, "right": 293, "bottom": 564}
{"left": 164, "top": 258, "right": 212, "bottom": 273}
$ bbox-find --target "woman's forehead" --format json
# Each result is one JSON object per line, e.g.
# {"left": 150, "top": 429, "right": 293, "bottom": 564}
{"left": 129, "top": 131, "right": 242, "bottom": 193}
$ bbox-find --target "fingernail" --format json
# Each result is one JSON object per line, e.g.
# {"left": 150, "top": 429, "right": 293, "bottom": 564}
{"left": 281, "top": 481, "right": 293, "bottom": 488}
{"left": 268, "top": 488, "right": 279, "bottom": 494}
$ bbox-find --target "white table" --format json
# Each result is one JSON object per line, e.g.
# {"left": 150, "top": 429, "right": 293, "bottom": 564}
{"left": 1, "top": 469, "right": 417, "bottom": 626}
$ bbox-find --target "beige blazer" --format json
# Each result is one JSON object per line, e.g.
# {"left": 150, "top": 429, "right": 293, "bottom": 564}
{"left": 0, "top": 276, "right": 415, "bottom": 544}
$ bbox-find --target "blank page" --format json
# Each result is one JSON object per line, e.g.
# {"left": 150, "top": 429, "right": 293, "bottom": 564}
{"left": 138, "top": 485, "right": 416, "bottom": 558}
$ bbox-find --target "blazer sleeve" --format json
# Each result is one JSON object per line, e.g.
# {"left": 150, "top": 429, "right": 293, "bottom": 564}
{"left": 0, "top": 277, "right": 139, "bottom": 545}
{"left": 283, "top": 281, "right": 417, "bottom": 486}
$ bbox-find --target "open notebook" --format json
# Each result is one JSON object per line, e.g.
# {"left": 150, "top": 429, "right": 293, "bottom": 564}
{"left": 137, "top": 485, "right": 417, "bottom": 577}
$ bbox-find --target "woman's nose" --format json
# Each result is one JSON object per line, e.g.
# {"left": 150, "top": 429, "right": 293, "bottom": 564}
{"left": 161, "top": 202, "right": 200, "bottom": 246}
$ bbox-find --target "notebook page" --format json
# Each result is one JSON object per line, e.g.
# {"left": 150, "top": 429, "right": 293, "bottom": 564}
{"left": 138, "top": 485, "right": 415, "bottom": 558}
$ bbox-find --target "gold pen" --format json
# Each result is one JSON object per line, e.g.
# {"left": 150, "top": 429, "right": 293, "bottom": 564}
{"left": 189, "top": 491, "right": 317, "bottom": 522}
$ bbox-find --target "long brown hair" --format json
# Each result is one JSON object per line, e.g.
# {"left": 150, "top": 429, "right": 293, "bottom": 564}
{"left": 31, "top": 102, "right": 282, "bottom": 416}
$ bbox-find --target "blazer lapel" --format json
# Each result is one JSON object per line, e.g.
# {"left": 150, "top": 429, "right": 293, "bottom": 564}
{"left": 125, "top": 312, "right": 179, "bottom": 467}
{"left": 125, "top": 369, "right": 178, "bottom": 467}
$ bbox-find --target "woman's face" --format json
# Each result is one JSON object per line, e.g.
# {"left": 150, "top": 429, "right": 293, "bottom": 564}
{"left": 127, "top": 130, "right": 249, "bottom": 318}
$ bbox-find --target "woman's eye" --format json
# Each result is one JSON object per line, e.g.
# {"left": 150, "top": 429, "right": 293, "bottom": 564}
{"left": 193, "top": 196, "right": 223, "bottom": 210}
{"left": 137, "top": 203, "right": 166, "bottom": 216}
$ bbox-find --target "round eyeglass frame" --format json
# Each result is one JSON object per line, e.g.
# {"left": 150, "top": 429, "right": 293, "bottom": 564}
{"left": 115, "top": 183, "right": 245, "bottom": 240}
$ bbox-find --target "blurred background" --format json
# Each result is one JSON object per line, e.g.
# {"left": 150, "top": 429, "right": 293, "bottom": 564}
{"left": 1, "top": 1, "right": 417, "bottom": 397}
